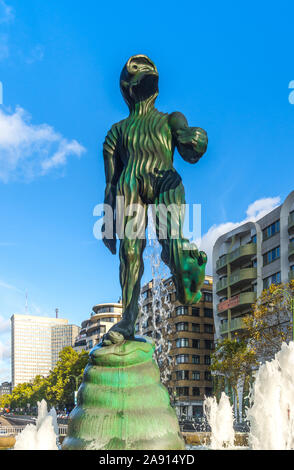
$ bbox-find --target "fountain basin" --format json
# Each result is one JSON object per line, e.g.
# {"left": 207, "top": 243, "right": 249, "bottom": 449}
{"left": 183, "top": 431, "right": 248, "bottom": 448}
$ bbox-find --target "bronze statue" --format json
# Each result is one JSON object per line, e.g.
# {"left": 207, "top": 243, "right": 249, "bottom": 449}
{"left": 102, "top": 54, "right": 208, "bottom": 344}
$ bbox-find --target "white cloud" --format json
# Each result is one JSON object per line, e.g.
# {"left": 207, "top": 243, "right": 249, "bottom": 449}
{"left": 0, "top": 1, "right": 13, "bottom": 24}
{"left": 197, "top": 196, "right": 281, "bottom": 274}
{"left": 0, "top": 106, "right": 86, "bottom": 182}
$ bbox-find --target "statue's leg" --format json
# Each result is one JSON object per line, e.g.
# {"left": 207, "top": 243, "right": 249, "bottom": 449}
{"left": 153, "top": 170, "right": 207, "bottom": 305}
{"left": 102, "top": 194, "right": 148, "bottom": 343}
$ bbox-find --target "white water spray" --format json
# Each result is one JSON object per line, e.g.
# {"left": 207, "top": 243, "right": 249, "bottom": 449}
{"left": 14, "top": 399, "right": 59, "bottom": 450}
{"left": 246, "top": 341, "right": 294, "bottom": 450}
{"left": 204, "top": 392, "right": 235, "bottom": 449}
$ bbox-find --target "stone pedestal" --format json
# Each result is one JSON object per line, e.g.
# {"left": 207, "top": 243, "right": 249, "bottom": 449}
{"left": 62, "top": 337, "right": 185, "bottom": 450}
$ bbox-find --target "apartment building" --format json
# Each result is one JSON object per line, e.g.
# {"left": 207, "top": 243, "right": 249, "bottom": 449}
{"left": 73, "top": 302, "right": 123, "bottom": 352}
{"left": 51, "top": 323, "right": 80, "bottom": 367}
{"left": 137, "top": 275, "right": 214, "bottom": 420}
{"left": 213, "top": 190, "right": 294, "bottom": 341}
{"left": 0, "top": 381, "right": 12, "bottom": 396}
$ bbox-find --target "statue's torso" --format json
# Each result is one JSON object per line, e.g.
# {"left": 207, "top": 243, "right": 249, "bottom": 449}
{"left": 115, "top": 109, "right": 175, "bottom": 202}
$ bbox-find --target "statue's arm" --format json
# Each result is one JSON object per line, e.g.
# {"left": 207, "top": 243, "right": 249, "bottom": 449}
{"left": 102, "top": 124, "right": 123, "bottom": 254}
{"left": 168, "top": 112, "right": 208, "bottom": 163}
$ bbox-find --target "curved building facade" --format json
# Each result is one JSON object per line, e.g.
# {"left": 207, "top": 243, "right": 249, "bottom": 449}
{"left": 213, "top": 190, "right": 294, "bottom": 341}
{"left": 74, "top": 302, "right": 122, "bottom": 352}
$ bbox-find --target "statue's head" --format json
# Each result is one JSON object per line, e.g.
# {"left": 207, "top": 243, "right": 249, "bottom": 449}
{"left": 120, "top": 54, "right": 159, "bottom": 109}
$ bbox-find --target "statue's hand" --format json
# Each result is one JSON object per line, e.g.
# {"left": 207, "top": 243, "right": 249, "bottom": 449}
{"left": 102, "top": 236, "right": 116, "bottom": 255}
{"left": 101, "top": 221, "right": 117, "bottom": 254}
{"left": 177, "top": 127, "right": 208, "bottom": 154}
{"left": 176, "top": 127, "right": 208, "bottom": 161}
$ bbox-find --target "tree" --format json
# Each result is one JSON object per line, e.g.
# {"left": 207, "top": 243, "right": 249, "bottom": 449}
{"left": 2, "top": 347, "right": 89, "bottom": 412}
{"left": 45, "top": 347, "right": 88, "bottom": 408}
{"left": 211, "top": 337, "right": 257, "bottom": 421}
{"left": 243, "top": 281, "right": 294, "bottom": 362}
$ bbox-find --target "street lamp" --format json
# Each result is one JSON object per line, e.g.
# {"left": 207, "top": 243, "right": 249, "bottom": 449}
{"left": 69, "top": 375, "right": 82, "bottom": 406}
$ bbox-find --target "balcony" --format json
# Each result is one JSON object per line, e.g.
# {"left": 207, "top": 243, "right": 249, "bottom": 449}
{"left": 289, "top": 241, "right": 294, "bottom": 260}
{"left": 217, "top": 292, "right": 257, "bottom": 314}
{"left": 216, "top": 255, "right": 228, "bottom": 273}
{"left": 219, "top": 317, "right": 246, "bottom": 335}
{"left": 216, "top": 268, "right": 257, "bottom": 295}
{"left": 228, "top": 243, "right": 257, "bottom": 266}
{"left": 216, "top": 277, "right": 228, "bottom": 295}
{"left": 229, "top": 268, "right": 257, "bottom": 289}
{"left": 289, "top": 213, "right": 294, "bottom": 234}
{"left": 216, "top": 243, "right": 257, "bottom": 273}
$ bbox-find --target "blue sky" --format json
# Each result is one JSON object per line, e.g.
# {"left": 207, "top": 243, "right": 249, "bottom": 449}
{"left": 0, "top": 0, "right": 293, "bottom": 380}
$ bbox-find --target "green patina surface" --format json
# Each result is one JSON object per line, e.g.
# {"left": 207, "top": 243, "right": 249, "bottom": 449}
{"left": 62, "top": 337, "right": 185, "bottom": 450}
{"left": 101, "top": 54, "right": 208, "bottom": 342}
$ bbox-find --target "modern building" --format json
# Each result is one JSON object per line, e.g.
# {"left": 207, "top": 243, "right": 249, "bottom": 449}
{"left": 11, "top": 314, "right": 80, "bottom": 388}
{"left": 0, "top": 381, "right": 12, "bottom": 396}
{"left": 73, "top": 302, "right": 123, "bottom": 352}
{"left": 137, "top": 275, "right": 214, "bottom": 420}
{"left": 51, "top": 324, "right": 80, "bottom": 367}
{"left": 213, "top": 190, "right": 294, "bottom": 341}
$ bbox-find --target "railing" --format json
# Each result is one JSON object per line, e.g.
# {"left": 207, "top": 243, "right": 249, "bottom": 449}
{"left": 220, "top": 317, "right": 245, "bottom": 334}
{"left": 216, "top": 243, "right": 257, "bottom": 271}
{"left": 289, "top": 241, "right": 294, "bottom": 258}
{"left": 229, "top": 268, "right": 257, "bottom": 286}
{"left": 216, "top": 268, "right": 257, "bottom": 293}
{"left": 289, "top": 212, "right": 294, "bottom": 230}
{"left": 0, "top": 424, "right": 68, "bottom": 436}
{"left": 217, "top": 292, "right": 256, "bottom": 313}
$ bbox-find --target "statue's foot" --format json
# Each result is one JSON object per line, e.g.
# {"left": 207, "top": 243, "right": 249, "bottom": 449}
{"left": 101, "top": 319, "right": 135, "bottom": 346}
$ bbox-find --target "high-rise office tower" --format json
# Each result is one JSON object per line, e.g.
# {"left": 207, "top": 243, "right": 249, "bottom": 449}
{"left": 11, "top": 314, "right": 80, "bottom": 388}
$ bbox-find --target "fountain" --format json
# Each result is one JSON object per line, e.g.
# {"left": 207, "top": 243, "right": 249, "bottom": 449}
{"left": 246, "top": 341, "right": 294, "bottom": 450}
{"left": 63, "top": 54, "right": 208, "bottom": 450}
{"left": 203, "top": 392, "right": 235, "bottom": 449}
{"left": 14, "top": 399, "right": 59, "bottom": 450}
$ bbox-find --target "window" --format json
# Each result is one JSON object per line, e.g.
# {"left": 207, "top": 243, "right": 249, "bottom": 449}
{"left": 175, "top": 370, "right": 189, "bottom": 381}
{"left": 192, "top": 387, "right": 200, "bottom": 396}
{"left": 176, "top": 354, "right": 189, "bottom": 364}
{"left": 176, "top": 306, "right": 188, "bottom": 316}
{"left": 204, "top": 340, "right": 214, "bottom": 350}
{"left": 203, "top": 292, "right": 213, "bottom": 303}
{"left": 176, "top": 387, "right": 189, "bottom": 396}
{"left": 205, "top": 371, "right": 212, "bottom": 381}
{"left": 263, "top": 220, "right": 280, "bottom": 241}
{"left": 263, "top": 272, "right": 281, "bottom": 290}
{"left": 204, "top": 324, "right": 213, "bottom": 333}
{"left": 192, "top": 339, "right": 200, "bottom": 349}
{"left": 204, "top": 308, "right": 213, "bottom": 318}
{"left": 192, "top": 405, "right": 203, "bottom": 418}
{"left": 204, "top": 355, "right": 211, "bottom": 365}
{"left": 176, "top": 322, "right": 188, "bottom": 332}
{"left": 251, "top": 234, "right": 257, "bottom": 244}
{"left": 205, "top": 387, "right": 213, "bottom": 396}
{"left": 191, "top": 323, "right": 200, "bottom": 333}
{"left": 192, "top": 355, "right": 200, "bottom": 364}
{"left": 192, "top": 371, "right": 200, "bottom": 380}
{"left": 176, "top": 338, "right": 189, "bottom": 348}
{"left": 192, "top": 307, "right": 200, "bottom": 316}
{"left": 263, "top": 246, "right": 280, "bottom": 266}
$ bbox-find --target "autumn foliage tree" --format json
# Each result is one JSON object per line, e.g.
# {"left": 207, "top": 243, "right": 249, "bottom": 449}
{"left": 243, "top": 281, "right": 294, "bottom": 362}
{"left": 211, "top": 337, "right": 257, "bottom": 417}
